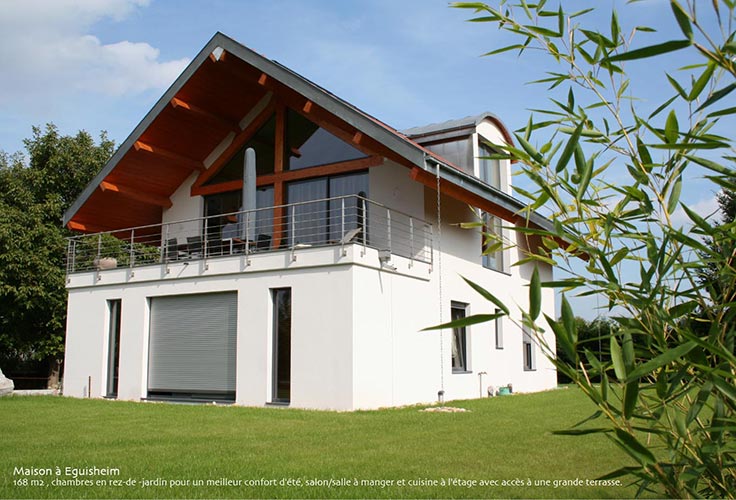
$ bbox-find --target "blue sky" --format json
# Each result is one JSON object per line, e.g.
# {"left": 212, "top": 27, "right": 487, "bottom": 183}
{"left": 1, "top": 0, "right": 732, "bottom": 317}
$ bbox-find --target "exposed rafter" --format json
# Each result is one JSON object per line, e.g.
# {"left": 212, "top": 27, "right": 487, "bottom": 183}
{"left": 191, "top": 101, "right": 276, "bottom": 191}
{"left": 170, "top": 97, "right": 240, "bottom": 134}
{"left": 134, "top": 141, "right": 204, "bottom": 171}
{"left": 99, "top": 181, "right": 173, "bottom": 208}
{"left": 67, "top": 221, "right": 112, "bottom": 233}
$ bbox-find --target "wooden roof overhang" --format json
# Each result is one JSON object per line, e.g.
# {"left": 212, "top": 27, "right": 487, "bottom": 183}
{"left": 64, "top": 32, "right": 572, "bottom": 255}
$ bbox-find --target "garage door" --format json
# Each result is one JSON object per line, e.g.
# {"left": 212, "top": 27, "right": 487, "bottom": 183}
{"left": 148, "top": 292, "right": 237, "bottom": 400}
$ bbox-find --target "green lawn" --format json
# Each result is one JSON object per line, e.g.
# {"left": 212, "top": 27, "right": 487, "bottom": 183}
{"left": 0, "top": 388, "right": 646, "bottom": 499}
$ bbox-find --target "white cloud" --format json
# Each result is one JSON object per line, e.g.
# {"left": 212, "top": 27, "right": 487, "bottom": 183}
{"left": 0, "top": 0, "right": 189, "bottom": 104}
{"left": 671, "top": 193, "right": 721, "bottom": 226}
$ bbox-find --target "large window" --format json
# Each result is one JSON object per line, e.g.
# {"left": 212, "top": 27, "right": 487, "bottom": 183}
{"left": 204, "top": 114, "right": 276, "bottom": 186}
{"left": 286, "top": 171, "right": 368, "bottom": 246}
{"left": 286, "top": 109, "right": 366, "bottom": 170}
{"left": 451, "top": 302, "right": 469, "bottom": 373}
{"left": 482, "top": 213, "right": 504, "bottom": 272}
{"left": 205, "top": 187, "right": 274, "bottom": 244}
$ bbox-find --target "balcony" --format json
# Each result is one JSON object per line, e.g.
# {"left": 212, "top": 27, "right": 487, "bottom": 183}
{"left": 65, "top": 195, "right": 433, "bottom": 277}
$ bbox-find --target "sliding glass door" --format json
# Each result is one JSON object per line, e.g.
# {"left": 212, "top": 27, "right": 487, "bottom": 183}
{"left": 285, "top": 171, "right": 368, "bottom": 247}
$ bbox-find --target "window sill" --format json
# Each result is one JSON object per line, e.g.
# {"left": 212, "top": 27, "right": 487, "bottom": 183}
{"left": 266, "top": 401, "right": 290, "bottom": 407}
{"left": 452, "top": 370, "right": 473, "bottom": 375}
{"left": 481, "top": 264, "right": 511, "bottom": 277}
{"left": 523, "top": 368, "right": 537, "bottom": 372}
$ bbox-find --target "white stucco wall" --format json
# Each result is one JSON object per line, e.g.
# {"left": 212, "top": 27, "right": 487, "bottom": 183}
{"left": 63, "top": 249, "right": 361, "bottom": 410}
{"left": 160, "top": 172, "right": 203, "bottom": 245}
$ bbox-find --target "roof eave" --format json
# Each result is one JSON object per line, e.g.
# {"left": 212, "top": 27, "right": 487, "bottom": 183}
{"left": 423, "top": 155, "right": 556, "bottom": 234}
{"left": 63, "top": 32, "right": 230, "bottom": 226}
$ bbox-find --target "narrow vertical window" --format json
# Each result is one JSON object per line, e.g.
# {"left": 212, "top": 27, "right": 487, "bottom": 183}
{"left": 106, "top": 299, "right": 122, "bottom": 398}
{"left": 523, "top": 329, "right": 536, "bottom": 371}
{"left": 482, "top": 213, "right": 504, "bottom": 272}
{"left": 272, "top": 288, "right": 292, "bottom": 403}
{"left": 478, "top": 142, "right": 501, "bottom": 190}
{"left": 451, "top": 302, "right": 468, "bottom": 373}
{"left": 495, "top": 309, "right": 503, "bottom": 349}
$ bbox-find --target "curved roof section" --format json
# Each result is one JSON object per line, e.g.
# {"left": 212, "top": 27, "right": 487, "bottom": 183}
{"left": 402, "top": 112, "right": 515, "bottom": 146}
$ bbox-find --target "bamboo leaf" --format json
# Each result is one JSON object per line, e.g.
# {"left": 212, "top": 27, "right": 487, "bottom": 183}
{"left": 461, "top": 276, "right": 510, "bottom": 315}
{"left": 515, "top": 133, "right": 544, "bottom": 163}
{"left": 576, "top": 151, "right": 593, "bottom": 200}
{"left": 689, "top": 63, "right": 715, "bottom": 101}
{"left": 529, "top": 266, "right": 541, "bottom": 320}
{"left": 636, "top": 137, "right": 653, "bottom": 166}
{"left": 560, "top": 295, "right": 576, "bottom": 344}
{"left": 670, "top": 1, "right": 693, "bottom": 40}
{"left": 666, "top": 73, "right": 688, "bottom": 99}
{"left": 422, "top": 313, "right": 503, "bottom": 331}
{"left": 553, "top": 428, "right": 611, "bottom": 436}
{"left": 685, "top": 154, "right": 734, "bottom": 175}
{"left": 483, "top": 44, "right": 528, "bottom": 56}
{"left": 626, "top": 341, "right": 697, "bottom": 381}
{"left": 610, "top": 335, "right": 626, "bottom": 381}
{"left": 558, "top": 5, "right": 564, "bottom": 40}
{"left": 623, "top": 380, "right": 639, "bottom": 419}
{"left": 665, "top": 109, "right": 679, "bottom": 143}
{"left": 604, "top": 39, "right": 691, "bottom": 63}
{"left": 611, "top": 10, "right": 620, "bottom": 42}
{"left": 667, "top": 175, "right": 682, "bottom": 214}
{"left": 555, "top": 121, "right": 583, "bottom": 172}
{"left": 696, "top": 82, "right": 736, "bottom": 111}
{"left": 614, "top": 429, "right": 656, "bottom": 466}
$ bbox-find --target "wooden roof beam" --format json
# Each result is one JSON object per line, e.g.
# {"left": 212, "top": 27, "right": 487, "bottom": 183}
{"left": 170, "top": 97, "right": 240, "bottom": 135}
{"left": 99, "top": 181, "right": 173, "bottom": 208}
{"left": 210, "top": 50, "right": 265, "bottom": 90}
{"left": 134, "top": 141, "right": 204, "bottom": 171}
{"left": 67, "top": 220, "right": 113, "bottom": 233}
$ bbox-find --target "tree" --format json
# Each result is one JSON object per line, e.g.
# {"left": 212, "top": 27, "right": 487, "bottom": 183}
{"left": 556, "top": 316, "right": 617, "bottom": 383}
{"left": 698, "top": 188, "right": 736, "bottom": 300}
{"left": 440, "top": 1, "right": 736, "bottom": 497}
{"left": 0, "top": 125, "right": 113, "bottom": 387}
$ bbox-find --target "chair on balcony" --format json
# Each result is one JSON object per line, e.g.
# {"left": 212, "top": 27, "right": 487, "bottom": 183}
{"left": 186, "top": 236, "right": 203, "bottom": 258}
{"left": 255, "top": 234, "right": 271, "bottom": 251}
{"left": 165, "top": 238, "right": 186, "bottom": 262}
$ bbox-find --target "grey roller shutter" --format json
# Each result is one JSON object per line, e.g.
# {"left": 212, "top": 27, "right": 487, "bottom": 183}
{"left": 148, "top": 292, "right": 237, "bottom": 394}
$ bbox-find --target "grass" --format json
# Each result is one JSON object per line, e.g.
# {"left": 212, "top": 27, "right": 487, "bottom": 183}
{"left": 0, "top": 388, "right": 647, "bottom": 499}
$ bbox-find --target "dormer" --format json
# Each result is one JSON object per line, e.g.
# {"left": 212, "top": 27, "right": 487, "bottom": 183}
{"left": 403, "top": 112, "right": 513, "bottom": 196}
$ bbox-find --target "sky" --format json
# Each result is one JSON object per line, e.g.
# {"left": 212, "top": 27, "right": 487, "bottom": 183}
{"left": 1, "top": 0, "right": 733, "bottom": 318}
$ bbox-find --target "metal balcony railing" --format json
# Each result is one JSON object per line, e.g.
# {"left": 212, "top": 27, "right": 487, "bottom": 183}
{"left": 65, "top": 195, "right": 433, "bottom": 274}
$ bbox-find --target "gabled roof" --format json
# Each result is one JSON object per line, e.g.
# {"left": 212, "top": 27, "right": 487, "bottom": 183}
{"left": 64, "top": 32, "right": 556, "bottom": 236}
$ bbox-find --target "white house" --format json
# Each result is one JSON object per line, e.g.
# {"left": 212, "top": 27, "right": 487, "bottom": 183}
{"left": 61, "top": 33, "right": 562, "bottom": 410}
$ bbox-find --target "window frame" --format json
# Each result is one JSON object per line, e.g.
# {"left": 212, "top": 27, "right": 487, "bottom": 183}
{"left": 523, "top": 329, "right": 536, "bottom": 371}
{"left": 494, "top": 308, "right": 504, "bottom": 350}
{"left": 481, "top": 213, "right": 505, "bottom": 273}
{"left": 450, "top": 301, "right": 470, "bottom": 373}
